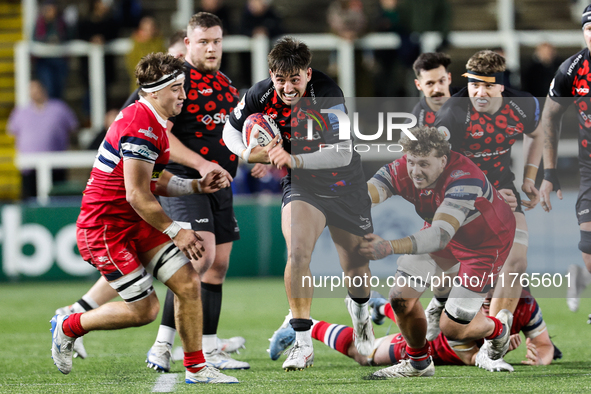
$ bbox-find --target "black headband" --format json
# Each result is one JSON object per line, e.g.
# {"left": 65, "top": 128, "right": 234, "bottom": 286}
{"left": 583, "top": 9, "right": 591, "bottom": 28}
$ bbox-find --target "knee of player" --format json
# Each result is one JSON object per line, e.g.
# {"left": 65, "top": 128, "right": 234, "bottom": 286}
{"left": 132, "top": 299, "right": 160, "bottom": 326}
{"left": 289, "top": 245, "right": 313, "bottom": 266}
{"left": 388, "top": 296, "right": 415, "bottom": 316}
{"left": 505, "top": 254, "right": 528, "bottom": 274}
{"left": 172, "top": 273, "right": 201, "bottom": 302}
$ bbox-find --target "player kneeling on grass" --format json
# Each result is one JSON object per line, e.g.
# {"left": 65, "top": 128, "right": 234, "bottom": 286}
{"left": 268, "top": 288, "right": 561, "bottom": 372}
{"left": 356, "top": 125, "right": 516, "bottom": 378}
{"left": 50, "top": 52, "right": 237, "bottom": 384}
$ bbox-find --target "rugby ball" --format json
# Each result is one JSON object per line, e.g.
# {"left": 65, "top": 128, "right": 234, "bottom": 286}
{"left": 242, "top": 113, "right": 280, "bottom": 147}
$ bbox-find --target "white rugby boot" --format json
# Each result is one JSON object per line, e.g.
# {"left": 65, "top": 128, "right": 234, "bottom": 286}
{"left": 368, "top": 358, "right": 435, "bottom": 379}
{"left": 205, "top": 349, "right": 250, "bottom": 370}
{"left": 218, "top": 337, "right": 246, "bottom": 354}
{"left": 185, "top": 365, "right": 239, "bottom": 384}
{"left": 345, "top": 296, "right": 375, "bottom": 356}
{"left": 487, "top": 309, "right": 513, "bottom": 360}
{"left": 50, "top": 314, "right": 76, "bottom": 375}
{"left": 146, "top": 342, "right": 173, "bottom": 372}
{"left": 424, "top": 297, "right": 444, "bottom": 341}
{"left": 55, "top": 306, "right": 87, "bottom": 359}
{"left": 282, "top": 341, "right": 314, "bottom": 371}
{"left": 475, "top": 342, "right": 514, "bottom": 372}
{"left": 567, "top": 264, "right": 585, "bottom": 312}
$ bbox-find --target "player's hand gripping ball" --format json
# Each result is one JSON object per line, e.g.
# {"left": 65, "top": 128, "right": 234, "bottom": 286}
{"left": 242, "top": 113, "right": 281, "bottom": 147}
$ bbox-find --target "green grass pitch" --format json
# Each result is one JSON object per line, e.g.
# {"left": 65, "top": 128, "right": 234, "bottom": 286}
{"left": 1, "top": 278, "right": 591, "bottom": 393}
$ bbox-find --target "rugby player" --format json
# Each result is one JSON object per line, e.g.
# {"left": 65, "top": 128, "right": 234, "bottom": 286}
{"left": 539, "top": 5, "right": 591, "bottom": 318}
{"left": 433, "top": 50, "right": 544, "bottom": 366}
{"left": 359, "top": 126, "right": 516, "bottom": 378}
{"left": 411, "top": 52, "right": 454, "bottom": 127}
{"left": 50, "top": 52, "right": 238, "bottom": 384}
{"left": 223, "top": 37, "right": 375, "bottom": 371}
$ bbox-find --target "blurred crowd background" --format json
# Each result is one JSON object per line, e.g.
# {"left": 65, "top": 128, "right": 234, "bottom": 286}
{"left": 0, "top": 0, "right": 587, "bottom": 201}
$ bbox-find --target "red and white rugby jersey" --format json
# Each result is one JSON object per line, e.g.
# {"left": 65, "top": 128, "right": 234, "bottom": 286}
{"left": 371, "top": 150, "right": 515, "bottom": 252}
{"left": 77, "top": 97, "right": 170, "bottom": 228}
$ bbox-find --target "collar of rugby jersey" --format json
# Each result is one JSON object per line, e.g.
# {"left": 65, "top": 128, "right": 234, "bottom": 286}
{"left": 138, "top": 96, "right": 168, "bottom": 129}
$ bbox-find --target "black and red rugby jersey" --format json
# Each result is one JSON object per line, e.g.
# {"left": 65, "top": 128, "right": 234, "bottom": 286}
{"left": 434, "top": 86, "right": 540, "bottom": 188}
{"left": 167, "top": 61, "right": 241, "bottom": 178}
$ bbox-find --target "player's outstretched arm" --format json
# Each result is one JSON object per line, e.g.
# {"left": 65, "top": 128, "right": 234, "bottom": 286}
{"left": 153, "top": 169, "right": 229, "bottom": 196}
{"left": 522, "top": 332, "right": 554, "bottom": 366}
{"left": 167, "top": 121, "right": 233, "bottom": 182}
{"left": 540, "top": 97, "right": 568, "bottom": 212}
{"left": 359, "top": 200, "right": 466, "bottom": 260}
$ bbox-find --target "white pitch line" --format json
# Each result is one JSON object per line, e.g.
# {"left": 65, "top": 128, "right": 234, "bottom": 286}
{"left": 152, "top": 373, "right": 179, "bottom": 392}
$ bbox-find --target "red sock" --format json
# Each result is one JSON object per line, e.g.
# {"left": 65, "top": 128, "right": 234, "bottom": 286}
{"left": 62, "top": 313, "right": 88, "bottom": 338}
{"left": 406, "top": 341, "right": 430, "bottom": 363}
{"left": 485, "top": 316, "right": 504, "bottom": 340}
{"left": 384, "top": 303, "right": 396, "bottom": 323}
{"left": 184, "top": 350, "right": 206, "bottom": 372}
{"left": 312, "top": 321, "right": 354, "bottom": 356}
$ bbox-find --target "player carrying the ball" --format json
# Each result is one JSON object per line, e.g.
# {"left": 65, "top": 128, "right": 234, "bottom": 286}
{"left": 223, "top": 37, "right": 376, "bottom": 371}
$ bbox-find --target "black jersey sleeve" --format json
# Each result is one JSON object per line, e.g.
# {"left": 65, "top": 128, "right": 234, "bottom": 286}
{"left": 228, "top": 79, "right": 272, "bottom": 132}
{"left": 503, "top": 87, "right": 541, "bottom": 134}
{"left": 305, "top": 71, "right": 347, "bottom": 145}
{"left": 433, "top": 88, "right": 469, "bottom": 152}
{"left": 121, "top": 88, "right": 141, "bottom": 110}
{"left": 549, "top": 51, "right": 584, "bottom": 99}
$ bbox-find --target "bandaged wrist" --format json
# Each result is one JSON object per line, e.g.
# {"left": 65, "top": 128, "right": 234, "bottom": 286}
{"left": 163, "top": 221, "right": 182, "bottom": 240}
{"left": 524, "top": 163, "right": 538, "bottom": 182}
{"left": 194, "top": 179, "right": 203, "bottom": 193}
{"left": 167, "top": 175, "right": 194, "bottom": 196}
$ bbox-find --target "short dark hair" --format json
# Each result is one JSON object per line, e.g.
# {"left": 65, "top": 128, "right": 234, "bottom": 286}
{"left": 399, "top": 126, "right": 450, "bottom": 158}
{"left": 268, "top": 37, "right": 312, "bottom": 75}
{"left": 466, "top": 50, "right": 506, "bottom": 74}
{"left": 168, "top": 29, "right": 186, "bottom": 48}
{"left": 413, "top": 52, "right": 451, "bottom": 78}
{"left": 135, "top": 52, "right": 186, "bottom": 94}
{"left": 188, "top": 12, "right": 223, "bottom": 32}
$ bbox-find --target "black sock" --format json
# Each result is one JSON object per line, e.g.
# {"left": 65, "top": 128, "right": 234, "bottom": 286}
{"left": 435, "top": 297, "right": 448, "bottom": 304}
{"left": 201, "top": 282, "right": 222, "bottom": 335}
{"left": 160, "top": 288, "right": 176, "bottom": 329}
{"left": 290, "top": 318, "right": 313, "bottom": 331}
{"left": 348, "top": 291, "right": 369, "bottom": 305}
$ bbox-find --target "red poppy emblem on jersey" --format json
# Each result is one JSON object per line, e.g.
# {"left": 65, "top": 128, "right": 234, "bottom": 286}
{"left": 230, "top": 154, "right": 236, "bottom": 161}
{"left": 203, "top": 76, "right": 210, "bottom": 83}
{"left": 579, "top": 101, "right": 588, "bottom": 111}
{"left": 188, "top": 89, "right": 198, "bottom": 100}
{"left": 225, "top": 92, "right": 235, "bottom": 103}
{"left": 205, "top": 101, "right": 216, "bottom": 111}
{"left": 195, "top": 132, "right": 203, "bottom": 138}
{"left": 187, "top": 104, "right": 200, "bottom": 113}
{"left": 200, "top": 147, "right": 209, "bottom": 155}
{"left": 282, "top": 108, "right": 291, "bottom": 117}
{"left": 583, "top": 139, "right": 588, "bottom": 148}
{"left": 190, "top": 69, "right": 202, "bottom": 80}
{"left": 198, "top": 83, "right": 213, "bottom": 96}
{"left": 217, "top": 94, "right": 224, "bottom": 101}
{"left": 425, "top": 111, "right": 435, "bottom": 124}
{"left": 213, "top": 81, "right": 221, "bottom": 91}
{"left": 219, "top": 138, "right": 225, "bottom": 146}
{"left": 495, "top": 115, "right": 507, "bottom": 128}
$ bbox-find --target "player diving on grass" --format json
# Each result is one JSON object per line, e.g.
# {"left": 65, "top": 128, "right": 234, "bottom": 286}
{"left": 268, "top": 287, "right": 561, "bottom": 372}
{"left": 351, "top": 125, "right": 517, "bottom": 378}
